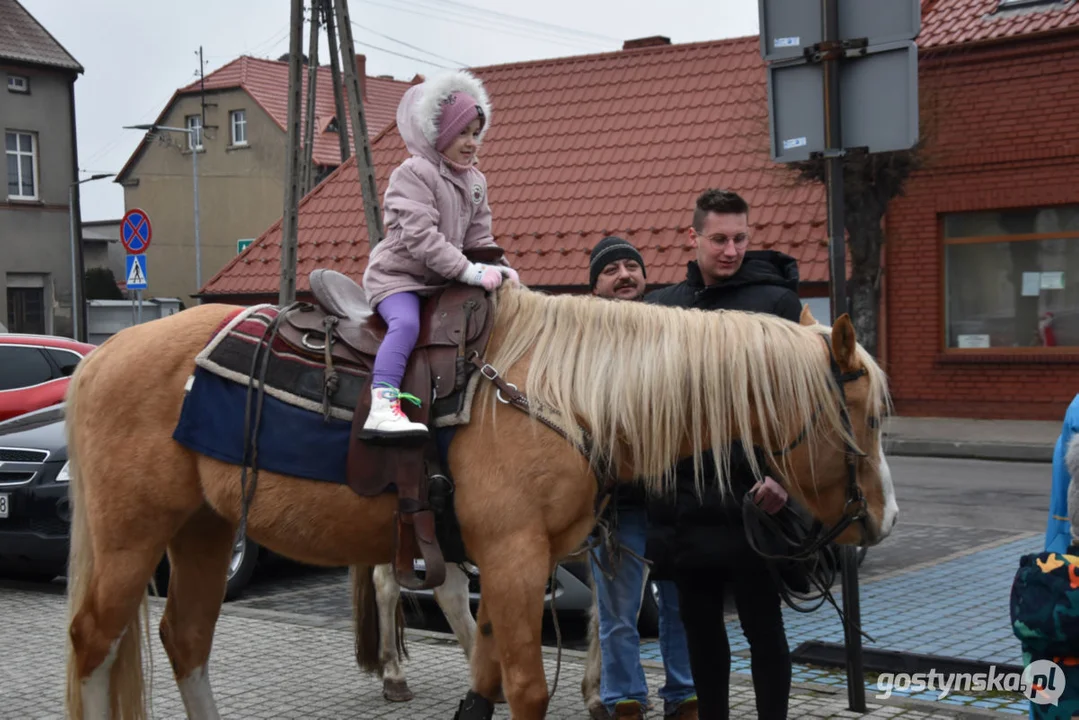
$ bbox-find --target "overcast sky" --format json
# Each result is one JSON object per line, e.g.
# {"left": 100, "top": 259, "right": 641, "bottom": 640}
{"left": 21, "top": 0, "right": 760, "bottom": 222}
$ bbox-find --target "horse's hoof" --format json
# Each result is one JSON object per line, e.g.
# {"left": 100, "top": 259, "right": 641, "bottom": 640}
{"left": 493, "top": 688, "right": 507, "bottom": 704}
{"left": 383, "top": 679, "right": 414, "bottom": 702}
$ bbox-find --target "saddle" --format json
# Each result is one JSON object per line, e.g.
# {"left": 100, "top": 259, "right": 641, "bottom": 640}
{"left": 275, "top": 248, "right": 502, "bottom": 591}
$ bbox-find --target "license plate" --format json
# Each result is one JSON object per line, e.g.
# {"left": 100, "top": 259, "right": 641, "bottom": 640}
{"left": 0, "top": 493, "right": 7, "bottom": 518}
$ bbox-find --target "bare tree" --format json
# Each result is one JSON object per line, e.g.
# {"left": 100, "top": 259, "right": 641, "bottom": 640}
{"left": 790, "top": 143, "right": 925, "bottom": 358}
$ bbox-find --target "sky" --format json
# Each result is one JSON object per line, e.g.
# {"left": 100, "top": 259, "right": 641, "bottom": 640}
{"left": 20, "top": 0, "right": 761, "bottom": 222}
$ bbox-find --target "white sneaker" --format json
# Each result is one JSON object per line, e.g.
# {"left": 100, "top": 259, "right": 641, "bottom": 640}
{"left": 361, "top": 385, "right": 429, "bottom": 439}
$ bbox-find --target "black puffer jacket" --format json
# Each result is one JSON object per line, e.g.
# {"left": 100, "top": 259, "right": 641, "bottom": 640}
{"left": 643, "top": 251, "right": 803, "bottom": 576}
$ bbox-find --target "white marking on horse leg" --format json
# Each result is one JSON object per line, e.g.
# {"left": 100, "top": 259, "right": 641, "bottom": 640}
{"left": 434, "top": 563, "right": 476, "bottom": 659}
{"left": 582, "top": 578, "right": 603, "bottom": 715}
{"left": 80, "top": 634, "right": 122, "bottom": 720}
{"left": 373, "top": 564, "right": 413, "bottom": 701}
{"left": 878, "top": 447, "right": 899, "bottom": 540}
{"left": 177, "top": 664, "right": 220, "bottom": 719}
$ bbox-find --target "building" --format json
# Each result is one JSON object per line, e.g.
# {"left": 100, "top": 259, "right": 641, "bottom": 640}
{"left": 198, "top": 35, "right": 834, "bottom": 307}
{"left": 80, "top": 219, "right": 125, "bottom": 290}
{"left": 0, "top": 0, "right": 83, "bottom": 336}
{"left": 883, "top": 0, "right": 1079, "bottom": 420}
{"left": 114, "top": 54, "right": 416, "bottom": 305}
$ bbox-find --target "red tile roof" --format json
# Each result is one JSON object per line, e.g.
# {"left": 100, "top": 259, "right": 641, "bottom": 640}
{"left": 202, "top": 36, "right": 831, "bottom": 296}
{"left": 0, "top": 0, "right": 82, "bottom": 72}
{"left": 920, "top": 0, "right": 1079, "bottom": 48}
{"left": 116, "top": 56, "right": 415, "bottom": 182}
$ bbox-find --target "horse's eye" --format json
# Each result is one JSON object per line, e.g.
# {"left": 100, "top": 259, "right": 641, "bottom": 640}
{"left": 867, "top": 416, "right": 880, "bottom": 429}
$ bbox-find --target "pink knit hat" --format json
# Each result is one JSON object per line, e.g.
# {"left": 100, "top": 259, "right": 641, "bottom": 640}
{"left": 436, "top": 91, "right": 485, "bottom": 152}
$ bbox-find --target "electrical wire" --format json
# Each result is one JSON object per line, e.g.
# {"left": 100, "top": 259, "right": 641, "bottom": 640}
{"left": 351, "top": 21, "right": 467, "bottom": 67}
{"left": 422, "top": 0, "right": 620, "bottom": 44}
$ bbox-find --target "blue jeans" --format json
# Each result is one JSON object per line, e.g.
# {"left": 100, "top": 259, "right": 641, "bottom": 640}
{"left": 591, "top": 508, "right": 696, "bottom": 715}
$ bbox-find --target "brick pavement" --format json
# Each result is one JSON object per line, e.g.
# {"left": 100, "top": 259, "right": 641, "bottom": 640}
{"left": 0, "top": 582, "right": 1010, "bottom": 718}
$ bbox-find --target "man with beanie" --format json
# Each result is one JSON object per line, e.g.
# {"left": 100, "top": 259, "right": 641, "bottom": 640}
{"left": 585, "top": 236, "right": 698, "bottom": 720}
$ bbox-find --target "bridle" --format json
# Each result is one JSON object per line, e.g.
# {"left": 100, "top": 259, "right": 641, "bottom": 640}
{"left": 741, "top": 335, "right": 882, "bottom": 641}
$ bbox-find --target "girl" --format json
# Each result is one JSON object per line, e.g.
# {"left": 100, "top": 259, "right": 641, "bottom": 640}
{"left": 361, "top": 69, "right": 517, "bottom": 440}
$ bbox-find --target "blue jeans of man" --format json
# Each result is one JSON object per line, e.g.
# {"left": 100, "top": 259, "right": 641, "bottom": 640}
{"left": 591, "top": 508, "right": 696, "bottom": 715}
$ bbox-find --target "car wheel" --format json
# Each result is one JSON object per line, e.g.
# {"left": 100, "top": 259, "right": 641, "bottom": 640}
{"left": 149, "top": 534, "right": 259, "bottom": 601}
{"left": 637, "top": 579, "right": 660, "bottom": 638}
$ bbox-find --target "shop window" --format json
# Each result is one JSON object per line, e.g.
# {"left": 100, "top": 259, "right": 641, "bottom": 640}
{"left": 943, "top": 205, "right": 1079, "bottom": 350}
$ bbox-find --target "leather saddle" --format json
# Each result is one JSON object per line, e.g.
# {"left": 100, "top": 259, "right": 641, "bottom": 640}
{"left": 275, "top": 248, "right": 502, "bottom": 591}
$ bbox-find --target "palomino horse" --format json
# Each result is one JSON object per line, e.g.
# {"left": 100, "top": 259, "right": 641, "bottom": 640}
{"left": 64, "top": 284, "right": 895, "bottom": 719}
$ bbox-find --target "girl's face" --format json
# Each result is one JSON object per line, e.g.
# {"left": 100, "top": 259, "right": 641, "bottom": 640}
{"left": 443, "top": 118, "right": 482, "bottom": 165}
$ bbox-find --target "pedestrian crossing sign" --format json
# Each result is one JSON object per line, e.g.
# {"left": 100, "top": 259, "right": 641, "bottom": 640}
{"left": 125, "top": 254, "right": 148, "bottom": 290}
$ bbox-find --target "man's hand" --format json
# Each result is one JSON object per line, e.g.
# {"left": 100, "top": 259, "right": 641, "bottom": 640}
{"left": 752, "top": 476, "right": 787, "bottom": 514}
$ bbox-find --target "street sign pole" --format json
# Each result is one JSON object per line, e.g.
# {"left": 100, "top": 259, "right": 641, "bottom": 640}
{"left": 818, "top": 0, "right": 866, "bottom": 711}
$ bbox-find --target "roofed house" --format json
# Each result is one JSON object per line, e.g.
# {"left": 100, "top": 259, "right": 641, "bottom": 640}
{"left": 0, "top": 0, "right": 83, "bottom": 336}
{"left": 197, "top": 35, "right": 833, "bottom": 309}
{"left": 883, "top": 0, "right": 1079, "bottom": 420}
{"left": 114, "top": 54, "right": 417, "bottom": 305}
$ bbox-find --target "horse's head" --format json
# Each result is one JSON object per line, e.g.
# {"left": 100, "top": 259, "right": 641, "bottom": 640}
{"left": 771, "top": 304, "right": 898, "bottom": 547}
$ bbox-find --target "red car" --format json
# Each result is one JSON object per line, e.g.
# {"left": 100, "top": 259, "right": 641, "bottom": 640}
{"left": 0, "top": 334, "right": 96, "bottom": 423}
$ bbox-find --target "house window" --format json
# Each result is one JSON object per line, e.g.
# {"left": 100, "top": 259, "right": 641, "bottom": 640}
{"left": 7, "top": 75, "right": 29, "bottom": 93}
{"left": 943, "top": 205, "right": 1079, "bottom": 351}
{"left": 185, "top": 115, "right": 203, "bottom": 150}
{"left": 230, "top": 110, "right": 247, "bottom": 145}
{"left": 6, "top": 287, "right": 46, "bottom": 335}
{"left": 5, "top": 130, "right": 38, "bottom": 200}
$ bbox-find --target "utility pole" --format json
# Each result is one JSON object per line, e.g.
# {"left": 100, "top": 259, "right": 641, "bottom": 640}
{"left": 321, "top": 0, "right": 351, "bottom": 164}
{"left": 331, "top": 0, "right": 384, "bottom": 247}
{"left": 279, "top": 0, "right": 305, "bottom": 305}
{"left": 300, "top": 0, "right": 320, "bottom": 196}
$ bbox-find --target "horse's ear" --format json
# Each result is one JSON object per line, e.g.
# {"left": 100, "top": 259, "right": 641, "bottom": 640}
{"left": 831, "top": 314, "right": 857, "bottom": 369}
{"left": 800, "top": 303, "right": 816, "bottom": 326}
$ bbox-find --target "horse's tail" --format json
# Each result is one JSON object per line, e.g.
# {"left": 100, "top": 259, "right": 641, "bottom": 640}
{"left": 64, "top": 354, "right": 151, "bottom": 720}
{"left": 351, "top": 564, "right": 406, "bottom": 675}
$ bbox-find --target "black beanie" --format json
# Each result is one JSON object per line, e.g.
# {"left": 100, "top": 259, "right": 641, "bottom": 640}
{"left": 589, "top": 236, "right": 646, "bottom": 290}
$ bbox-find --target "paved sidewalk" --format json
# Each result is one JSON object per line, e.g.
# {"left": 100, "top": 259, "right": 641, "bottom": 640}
{"left": 884, "top": 416, "right": 1060, "bottom": 463}
{"left": 1, "top": 583, "right": 1013, "bottom": 719}
{"left": 642, "top": 532, "right": 1042, "bottom": 716}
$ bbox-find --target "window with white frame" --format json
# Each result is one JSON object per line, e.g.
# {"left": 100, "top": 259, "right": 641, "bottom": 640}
{"left": 7, "top": 75, "right": 29, "bottom": 93}
{"left": 230, "top": 109, "right": 247, "bottom": 146}
{"left": 6, "top": 130, "right": 38, "bottom": 200}
{"left": 185, "top": 114, "right": 203, "bottom": 150}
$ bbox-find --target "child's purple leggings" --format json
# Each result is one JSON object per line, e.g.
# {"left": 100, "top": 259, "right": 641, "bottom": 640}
{"left": 371, "top": 291, "right": 421, "bottom": 390}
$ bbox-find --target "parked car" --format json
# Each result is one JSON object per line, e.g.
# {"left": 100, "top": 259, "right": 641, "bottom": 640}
{"left": 0, "top": 334, "right": 96, "bottom": 423}
{"left": 0, "top": 403, "right": 261, "bottom": 599}
{"left": 405, "top": 554, "right": 662, "bottom": 637}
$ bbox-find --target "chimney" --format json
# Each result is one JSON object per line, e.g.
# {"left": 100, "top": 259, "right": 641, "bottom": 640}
{"left": 355, "top": 53, "right": 367, "bottom": 99}
{"left": 622, "top": 36, "right": 672, "bottom": 50}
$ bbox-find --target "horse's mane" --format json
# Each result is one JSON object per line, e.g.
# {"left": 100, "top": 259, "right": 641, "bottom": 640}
{"left": 480, "top": 285, "right": 890, "bottom": 499}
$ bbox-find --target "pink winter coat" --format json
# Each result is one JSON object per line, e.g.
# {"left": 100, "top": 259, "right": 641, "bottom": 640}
{"left": 362, "top": 70, "right": 508, "bottom": 308}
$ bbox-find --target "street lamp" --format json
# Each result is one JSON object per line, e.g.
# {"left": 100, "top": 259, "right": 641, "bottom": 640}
{"left": 69, "top": 172, "right": 114, "bottom": 342}
{"left": 123, "top": 123, "right": 202, "bottom": 297}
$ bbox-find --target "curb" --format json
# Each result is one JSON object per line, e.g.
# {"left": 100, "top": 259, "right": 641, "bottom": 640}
{"left": 884, "top": 438, "right": 1053, "bottom": 463}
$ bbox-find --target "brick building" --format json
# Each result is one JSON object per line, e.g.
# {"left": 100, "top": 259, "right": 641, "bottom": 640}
{"left": 883, "top": 0, "right": 1079, "bottom": 420}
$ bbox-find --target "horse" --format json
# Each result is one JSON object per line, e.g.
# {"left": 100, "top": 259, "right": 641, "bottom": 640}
{"left": 63, "top": 283, "right": 896, "bottom": 720}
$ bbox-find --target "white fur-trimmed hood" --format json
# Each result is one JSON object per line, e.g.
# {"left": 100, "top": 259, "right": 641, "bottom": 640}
{"left": 396, "top": 69, "right": 492, "bottom": 164}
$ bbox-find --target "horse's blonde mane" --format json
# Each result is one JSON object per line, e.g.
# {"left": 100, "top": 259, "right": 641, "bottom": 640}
{"left": 480, "top": 285, "right": 890, "bottom": 498}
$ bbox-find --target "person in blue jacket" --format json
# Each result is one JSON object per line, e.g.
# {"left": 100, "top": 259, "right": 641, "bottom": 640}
{"left": 1045, "top": 394, "right": 1079, "bottom": 555}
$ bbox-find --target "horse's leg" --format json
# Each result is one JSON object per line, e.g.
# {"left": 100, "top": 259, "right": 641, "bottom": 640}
{"left": 158, "top": 505, "right": 234, "bottom": 719}
{"left": 473, "top": 532, "right": 553, "bottom": 720}
{"left": 433, "top": 563, "right": 477, "bottom": 660}
{"left": 467, "top": 597, "right": 504, "bottom": 703}
{"left": 582, "top": 573, "right": 607, "bottom": 719}
{"left": 372, "top": 564, "right": 413, "bottom": 702}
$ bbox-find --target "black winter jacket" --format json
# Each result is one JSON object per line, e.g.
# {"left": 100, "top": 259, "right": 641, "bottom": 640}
{"left": 643, "top": 251, "right": 803, "bottom": 577}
